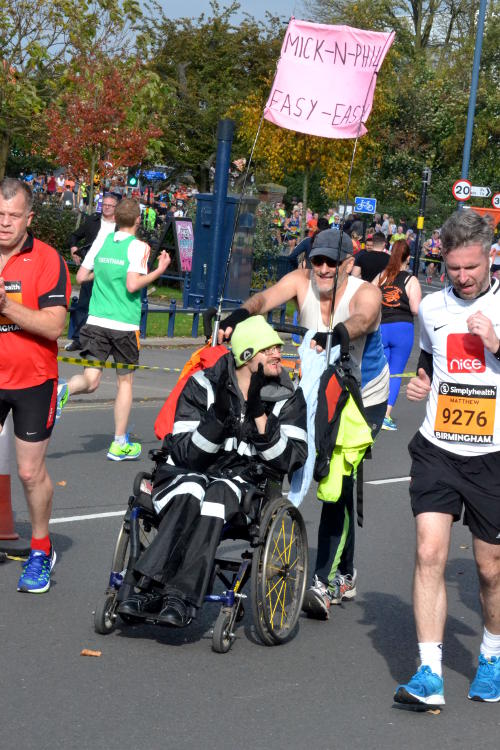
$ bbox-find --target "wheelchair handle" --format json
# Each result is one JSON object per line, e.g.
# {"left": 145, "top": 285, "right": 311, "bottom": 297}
{"left": 273, "top": 322, "right": 307, "bottom": 337}
{"left": 274, "top": 322, "right": 350, "bottom": 361}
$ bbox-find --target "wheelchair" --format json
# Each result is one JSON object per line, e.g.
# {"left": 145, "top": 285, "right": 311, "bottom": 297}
{"left": 94, "top": 450, "right": 308, "bottom": 653}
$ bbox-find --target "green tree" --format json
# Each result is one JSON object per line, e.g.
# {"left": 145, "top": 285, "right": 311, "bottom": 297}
{"left": 140, "top": 1, "right": 283, "bottom": 190}
{"left": 0, "top": 0, "right": 142, "bottom": 179}
{"left": 305, "top": 0, "right": 499, "bottom": 218}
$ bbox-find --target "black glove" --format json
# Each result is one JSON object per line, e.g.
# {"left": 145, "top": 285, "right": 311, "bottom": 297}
{"left": 214, "top": 372, "right": 232, "bottom": 423}
{"left": 246, "top": 363, "right": 267, "bottom": 420}
{"left": 220, "top": 308, "right": 250, "bottom": 340}
{"left": 312, "top": 323, "right": 348, "bottom": 352}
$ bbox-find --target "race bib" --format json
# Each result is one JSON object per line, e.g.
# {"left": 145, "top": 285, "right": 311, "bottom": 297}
{"left": 0, "top": 280, "right": 22, "bottom": 331}
{"left": 434, "top": 381, "right": 496, "bottom": 444}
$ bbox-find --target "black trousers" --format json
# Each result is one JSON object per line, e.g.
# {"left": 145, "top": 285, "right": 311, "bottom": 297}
{"left": 314, "top": 400, "right": 387, "bottom": 585}
{"left": 135, "top": 473, "right": 247, "bottom": 608}
{"left": 70, "top": 280, "right": 93, "bottom": 341}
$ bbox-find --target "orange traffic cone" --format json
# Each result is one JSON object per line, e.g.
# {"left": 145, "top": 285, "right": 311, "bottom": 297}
{"left": 0, "top": 415, "right": 30, "bottom": 555}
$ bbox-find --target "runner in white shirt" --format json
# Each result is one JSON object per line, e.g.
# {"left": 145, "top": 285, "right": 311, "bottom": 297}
{"left": 395, "top": 210, "right": 500, "bottom": 708}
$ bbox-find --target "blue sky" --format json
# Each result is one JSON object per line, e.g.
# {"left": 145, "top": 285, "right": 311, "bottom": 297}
{"left": 157, "top": 1, "right": 303, "bottom": 22}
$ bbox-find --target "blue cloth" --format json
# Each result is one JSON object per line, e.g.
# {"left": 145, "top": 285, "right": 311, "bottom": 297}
{"left": 380, "top": 321, "right": 414, "bottom": 407}
{"left": 288, "top": 331, "right": 340, "bottom": 507}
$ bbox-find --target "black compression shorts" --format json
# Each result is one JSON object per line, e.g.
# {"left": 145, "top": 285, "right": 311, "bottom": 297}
{"left": 0, "top": 380, "right": 57, "bottom": 442}
{"left": 408, "top": 431, "right": 500, "bottom": 545}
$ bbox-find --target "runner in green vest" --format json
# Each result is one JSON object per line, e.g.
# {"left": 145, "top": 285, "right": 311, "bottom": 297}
{"left": 58, "top": 198, "right": 170, "bottom": 460}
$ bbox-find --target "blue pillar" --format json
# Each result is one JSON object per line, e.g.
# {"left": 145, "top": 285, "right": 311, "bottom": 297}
{"left": 205, "top": 119, "right": 235, "bottom": 308}
{"left": 460, "top": 0, "right": 487, "bottom": 180}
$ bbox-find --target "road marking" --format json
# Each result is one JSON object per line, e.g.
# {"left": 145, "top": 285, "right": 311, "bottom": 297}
{"left": 49, "top": 510, "right": 125, "bottom": 525}
{"left": 366, "top": 476, "right": 411, "bottom": 485}
{"left": 46, "top": 480, "right": 409, "bottom": 526}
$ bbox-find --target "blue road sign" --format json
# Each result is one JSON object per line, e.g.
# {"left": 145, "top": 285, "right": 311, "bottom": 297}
{"left": 354, "top": 196, "right": 377, "bottom": 214}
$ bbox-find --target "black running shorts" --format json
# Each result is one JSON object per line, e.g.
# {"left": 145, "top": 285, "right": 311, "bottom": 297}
{"left": 408, "top": 431, "right": 500, "bottom": 545}
{"left": 79, "top": 324, "right": 140, "bottom": 370}
{"left": 0, "top": 380, "right": 57, "bottom": 442}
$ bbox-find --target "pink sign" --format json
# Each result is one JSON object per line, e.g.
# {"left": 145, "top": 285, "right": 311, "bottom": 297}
{"left": 264, "top": 19, "right": 395, "bottom": 139}
{"left": 175, "top": 220, "right": 194, "bottom": 272}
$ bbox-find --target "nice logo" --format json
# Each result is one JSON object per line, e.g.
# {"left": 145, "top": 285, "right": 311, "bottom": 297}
{"left": 447, "top": 333, "right": 485, "bottom": 373}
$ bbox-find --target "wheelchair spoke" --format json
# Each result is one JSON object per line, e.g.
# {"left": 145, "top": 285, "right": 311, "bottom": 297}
{"left": 268, "top": 577, "right": 286, "bottom": 625}
{"left": 251, "top": 499, "right": 308, "bottom": 645}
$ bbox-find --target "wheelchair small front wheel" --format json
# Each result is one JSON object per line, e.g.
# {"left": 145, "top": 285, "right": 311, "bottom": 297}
{"left": 251, "top": 498, "right": 308, "bottom": 646}
{"left": 94, "top": 594, "right": 118, "bottom": 634}
{"left": 212, "top": 608, "right": 235, "bottom": 654}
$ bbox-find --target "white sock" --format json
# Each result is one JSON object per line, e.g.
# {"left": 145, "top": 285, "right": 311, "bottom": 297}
{"left": 418, "top": 642, "right": 443, "bottom": 677}
{"left": 480, "top": 628, "right": 500, "bottom": 659}
{"left": 114, "top": 435, "right": 127, "bottom": 445}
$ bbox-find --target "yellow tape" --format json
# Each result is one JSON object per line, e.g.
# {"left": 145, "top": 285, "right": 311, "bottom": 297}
{"left": 58, "top": 356, "right": 416, "bottom": 379}
{"left": 416, "top": 216, "right": 424, "bottom": 229}
{"left": 57, "top": 355, "right": 182, "bottom": 373}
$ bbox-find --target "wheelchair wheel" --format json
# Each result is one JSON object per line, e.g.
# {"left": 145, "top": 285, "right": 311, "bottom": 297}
{"left": 251, "top": 497, "right": 308, "bottom": 646}
{"left": 94, "top": 515, "right": 158, "bottom": 634}
{"left": 212, "top": 607, "right": 235, "bottom": 654}
{"left": 94, "top": 594, "right": 119, "bottom": 634}
{"left": 111, "top": 514, "right": 158, "bottom": 574}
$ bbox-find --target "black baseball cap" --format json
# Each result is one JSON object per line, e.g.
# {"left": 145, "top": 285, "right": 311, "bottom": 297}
{"left": 309, "top": 229, "right": 353, "bottom": 262}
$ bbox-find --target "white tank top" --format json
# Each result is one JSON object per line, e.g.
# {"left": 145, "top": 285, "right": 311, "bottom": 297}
{"left": 419, "top": 279, "right": 500, "bottom": 455}
{"left": 298, "top": 276, "right": 366, "bottom": 384}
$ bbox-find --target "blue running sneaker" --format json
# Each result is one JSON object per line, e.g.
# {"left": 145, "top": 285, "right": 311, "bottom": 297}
{"left": 17, "top": 548, "right": 57, "bottom": 593}
{"left": 56, "top": 380, "right": 69, "bottom": 422}
{"left": 468, "top": 655, "right": 500, "bottom": 702}
{"left": 394, "top": 665, "right": 445, "bottom": 707}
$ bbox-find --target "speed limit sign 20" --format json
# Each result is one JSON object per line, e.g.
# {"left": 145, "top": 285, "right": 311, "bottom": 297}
{"left": 452, "top": 179, "right": 471, "bottom": 201}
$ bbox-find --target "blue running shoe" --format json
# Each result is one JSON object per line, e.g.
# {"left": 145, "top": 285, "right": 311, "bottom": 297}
{"left": 17, "top": 548, "right": 57, "bottom": 593}
{"left": 468, "top": 655, "right": 500, "bottom": 702}
{"left": 394, "top": 665, "right": 445, "bottom": 707}
{"left": 56, "top": 380, "right": 69, "bottom": 422}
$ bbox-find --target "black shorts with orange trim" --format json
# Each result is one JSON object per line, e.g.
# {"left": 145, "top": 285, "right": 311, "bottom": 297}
{"left": 408, "top": 431, "right": 500, "bottom": 545}
{"left": 79, "top": 324, "right": 140, "bottom": 369}
{"left": 0, "top": 380, "right": 57, "bottom": 442}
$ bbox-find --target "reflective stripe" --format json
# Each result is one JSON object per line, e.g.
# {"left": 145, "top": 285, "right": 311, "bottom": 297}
{"left": 281, "top": 424, "right": 307, "bottom": 442}
{"left": 259, "top": 435, "right": 287, "bottom": 461}
{"left": 236, "top": 440, "right": 256, "bottom": 456}
{"left": 223, "top": 437, "right": 237, "bottom": 451}
{"left": 172, "top": 420, "right": 199, "bottom": 435}
{"left": 152, "top": 472, "right": 205, "bottom": 502}
{"left": 272, "top": 399, "right": 287, "bottom": 417}
{"left": 212, "top": 477, "right": 243, "bottom": 502}
{"left": 200, "top": 501, "right": 225, "bottom": 520}
{"left": 192, "top": 371, "right": 215, "bottom": 407}
{"left": 153, "top": 480, "right": 205, "bottom": 514}
{"left": 192, "top": 429, "right": 221, "bottom": 454}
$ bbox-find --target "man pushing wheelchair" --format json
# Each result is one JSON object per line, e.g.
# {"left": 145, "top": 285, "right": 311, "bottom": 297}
{"left": 118, "top": 317, "right": 308, "bottom": 628}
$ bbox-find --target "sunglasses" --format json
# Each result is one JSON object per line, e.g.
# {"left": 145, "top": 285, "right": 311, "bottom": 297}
{"left": 310, "top": 255, "right": 340, "bottom": 268}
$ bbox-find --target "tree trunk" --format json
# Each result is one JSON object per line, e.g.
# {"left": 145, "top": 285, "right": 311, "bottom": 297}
{"left": 88, "top": 152, "right": 96, "bottom": 214}
{"left": 300, "top": 166, "right": 309, "bottom": 240}
{"left": 0, "top": 133, "right": 9, "bottom": 181}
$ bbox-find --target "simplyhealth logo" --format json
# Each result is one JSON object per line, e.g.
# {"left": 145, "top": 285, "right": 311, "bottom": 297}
{"left": 447, "top": 333, "right": 485, "bottom": 373}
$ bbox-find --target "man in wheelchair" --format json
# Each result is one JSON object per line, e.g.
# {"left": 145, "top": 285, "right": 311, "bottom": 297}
{"left": 118, "top": 316, "right": 308, "bottom": 627}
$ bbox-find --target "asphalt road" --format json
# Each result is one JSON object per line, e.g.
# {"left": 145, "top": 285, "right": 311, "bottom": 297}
{"left": 2, "top": 327, "right": 499, "bottom": 749}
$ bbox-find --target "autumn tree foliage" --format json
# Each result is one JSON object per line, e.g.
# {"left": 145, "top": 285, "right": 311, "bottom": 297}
{"left": 44, "top": 54, "right": 163, "bottom": 206}
{"left": 233, "top": 86, "right": 372, "bottom": 225}
{"left": 0, "top": 0, "right": 144, "bottom": 179}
